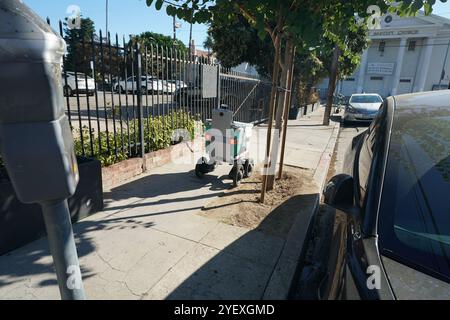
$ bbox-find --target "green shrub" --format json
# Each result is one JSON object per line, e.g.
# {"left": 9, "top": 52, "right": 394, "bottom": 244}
{"left": 73, "top": 110, "right": 198, "bottom": 167}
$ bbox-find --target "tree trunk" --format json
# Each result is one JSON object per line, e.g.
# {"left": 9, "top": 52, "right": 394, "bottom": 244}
{"left": 323, "top": 45, "right": 340, "bottom": 126}
{"left": 278, "top": 45, "right": 296, "bottom": 180}
{"left": 260, "top": 35, "right": 282, "bottom": 204}
{"left": 266, "top": 39, "right": 294, "bottom": 190}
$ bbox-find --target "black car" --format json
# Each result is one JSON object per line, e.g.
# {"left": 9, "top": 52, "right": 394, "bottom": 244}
{"left": 318, "top": 91, "right": 450, "bottom": 299}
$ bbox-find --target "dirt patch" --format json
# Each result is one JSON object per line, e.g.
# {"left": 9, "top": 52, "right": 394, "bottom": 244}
{"left": 199, "top": 166, "right": 318, "bottom": 238}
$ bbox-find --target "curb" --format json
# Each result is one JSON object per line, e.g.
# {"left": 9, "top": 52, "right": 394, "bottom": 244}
{"left": 262, "top": 118, "right": 341, "bottom": 300}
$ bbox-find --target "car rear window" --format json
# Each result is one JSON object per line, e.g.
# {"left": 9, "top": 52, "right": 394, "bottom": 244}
{"left": 350, "top": 95, "right": 382, "bottom": 103}
{"left": 378, "top": 105, "right": 450, "bottom": 281}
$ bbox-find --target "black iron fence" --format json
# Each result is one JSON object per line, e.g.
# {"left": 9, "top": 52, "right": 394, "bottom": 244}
{"left": 44, "top": 20, "right": 272, "bottom": 166}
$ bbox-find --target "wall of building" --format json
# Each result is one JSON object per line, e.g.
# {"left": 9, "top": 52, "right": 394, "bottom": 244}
{"left": 316, "top": 14, "right": 450, "bottom": 99}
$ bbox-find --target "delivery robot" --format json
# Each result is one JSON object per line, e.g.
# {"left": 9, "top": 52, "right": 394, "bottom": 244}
{"left": 195, "top": 106, "right": 254, "bottom": 187}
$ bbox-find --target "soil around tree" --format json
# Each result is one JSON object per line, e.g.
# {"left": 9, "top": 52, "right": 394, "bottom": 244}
{"left": 199, "top": 166, "right": 319, "bottom": 239}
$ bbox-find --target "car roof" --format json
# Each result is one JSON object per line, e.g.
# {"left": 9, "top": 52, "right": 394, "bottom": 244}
{"left": 351, "top": 93, "right": 382, "bottom": 97}
{"left": 393, "top": 90, "right": 450, "bottom": 110}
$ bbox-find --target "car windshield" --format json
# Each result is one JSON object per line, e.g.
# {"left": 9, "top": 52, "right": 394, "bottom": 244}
{"left": 350, "top": 95, "right": 382, "bottom": 104}
{"left": 378, "top": 105, "right": 450, "bottom": 280}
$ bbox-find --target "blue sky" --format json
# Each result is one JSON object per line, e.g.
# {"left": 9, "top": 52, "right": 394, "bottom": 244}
{"left": 23, "top": 0, "right": 210, "bottom": 49}
{"left": 23, "top": 0, "right": 450, "bottom": 51}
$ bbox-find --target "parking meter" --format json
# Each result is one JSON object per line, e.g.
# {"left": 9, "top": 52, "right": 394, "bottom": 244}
{"left": 0, "top": 0, "right": 85, "bottom": 299}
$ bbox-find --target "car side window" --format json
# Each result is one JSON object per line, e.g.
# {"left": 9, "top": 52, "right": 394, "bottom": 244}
{"left": 357, "top": 102, "right": 387, "bottom": 207}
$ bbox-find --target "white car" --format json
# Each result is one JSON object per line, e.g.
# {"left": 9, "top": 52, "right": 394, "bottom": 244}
{"left": 164, "top": 80, "right": 187, "bottom": 93}
{"left": 343, "top": 93, "right": 383, "bottom": 125}
{"left": 113, "top": 76, "right": 164, "bottom": 94}
{"left": 62, "top": 71, "right": 95, "bottom": 97}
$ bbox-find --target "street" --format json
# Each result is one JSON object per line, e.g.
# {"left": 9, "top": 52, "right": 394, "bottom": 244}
{"left": 331, "top": 121, "right": 370, "bottom": 176}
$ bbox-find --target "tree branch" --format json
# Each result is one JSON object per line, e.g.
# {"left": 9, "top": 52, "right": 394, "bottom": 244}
{"left": 235, "top": 4, "right": 277, "bottom": 44}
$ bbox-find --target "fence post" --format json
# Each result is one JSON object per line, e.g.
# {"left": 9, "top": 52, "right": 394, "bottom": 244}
{"left": 135, "top": 42, "right": 146, "bottom": 172}
{"left": 216, "top": 64, "right": 221, "bottom": 108}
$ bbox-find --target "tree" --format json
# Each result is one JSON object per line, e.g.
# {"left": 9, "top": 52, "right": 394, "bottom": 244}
{"left": 320, "top": 0, "right": 448, "bottom": 125}
{"left": 207, "top": 13, "right": 273, "bottom": 77}
{"left": 64, "top": 17, "right": 125, "bottom": 82}
{"left": 146, "top": 0, "right": 446, "bottom": 201}
{"left": 134, "top": 31, "right": 188, "bottom": 53}
{"left": 64, "top": 17, "right": 96, "bottom": 73}
{"left": 203, "top": 34, "right": 214, "bottom": 62}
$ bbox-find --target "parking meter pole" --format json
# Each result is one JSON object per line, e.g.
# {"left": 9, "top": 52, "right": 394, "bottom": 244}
{"left": 41, "top": 200, "right": 86, "bottom": 300}
{"left": 0, "top": 0, "right": 86, "bottom": 300}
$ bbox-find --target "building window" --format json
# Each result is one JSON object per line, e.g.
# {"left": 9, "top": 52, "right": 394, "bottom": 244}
{"left": 370, "top": 76, "right": 384, "bottom": 81}
{"left": 344, "top": 78, "right": 355, "bottom": 81}
{"left": 378, "top": 41, "right": 386, "bottom": 53}
{"left": 408, "top": 40, "right": 416, "bottom": 51}
{"left": 400, "top": 79, "right": 411, "bottom": 83}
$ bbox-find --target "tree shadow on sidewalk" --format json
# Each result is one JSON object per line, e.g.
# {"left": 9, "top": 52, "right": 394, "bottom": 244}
{"left": 151, "top": 193, "right": 319, "bottom": 300}
{"left": 0, "top": 168, "right": 243, "bottom": 292}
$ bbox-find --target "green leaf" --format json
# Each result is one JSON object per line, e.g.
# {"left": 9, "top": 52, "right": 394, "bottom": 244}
{"left": 146, "top": 0, "right": 154, "bottom": 6}
{"left": 155, "top": 0, "right": 164, "bottom": 11}
{"left": 166, "top": 5, "right": 176, "bottom": 16}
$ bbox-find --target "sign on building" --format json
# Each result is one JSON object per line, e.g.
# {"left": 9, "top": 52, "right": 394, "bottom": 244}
{"left": 367, "top": 62, "right": 395, "bottom": 75}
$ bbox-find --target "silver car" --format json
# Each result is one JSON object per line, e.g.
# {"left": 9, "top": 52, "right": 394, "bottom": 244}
{"left": 343, "top": 93, "right": 383, "bottom": 125}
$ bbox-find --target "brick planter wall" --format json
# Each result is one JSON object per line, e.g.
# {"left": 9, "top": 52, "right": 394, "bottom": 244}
{"left": 102, "top": 136, "right": 205, "bottom": 190}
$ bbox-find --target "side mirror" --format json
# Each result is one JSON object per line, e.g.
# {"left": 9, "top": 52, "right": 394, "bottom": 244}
{"left": 323, "top": 174, "right": 359, "bottom": 216}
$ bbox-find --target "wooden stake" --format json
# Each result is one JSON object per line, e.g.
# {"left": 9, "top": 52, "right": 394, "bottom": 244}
{"left": 261, "top": 35, "right": 282, "bottom": 204}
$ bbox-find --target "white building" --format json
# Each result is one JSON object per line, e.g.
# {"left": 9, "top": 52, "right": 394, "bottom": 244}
{"left": 318, "top": 12, "right": 450, "bottom": 98}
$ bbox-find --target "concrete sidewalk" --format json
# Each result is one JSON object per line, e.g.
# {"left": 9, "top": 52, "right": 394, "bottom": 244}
{"left": 0, "top": 107, "right": 340, "bottom": 300}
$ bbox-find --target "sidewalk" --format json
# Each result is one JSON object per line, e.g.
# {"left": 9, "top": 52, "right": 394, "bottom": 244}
{"left": 0, "top": 107, "right": 340, "bottom": 300}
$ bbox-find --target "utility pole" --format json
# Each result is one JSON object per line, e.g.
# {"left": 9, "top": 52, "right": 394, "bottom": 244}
{"left": 105, "top": 0, "right": 109, "bottom": 43}
{"left": 173, "top": 15, "right": 177, "bottom": 43}
{"left": 189, "top": 7, "right": 193, "bottom": 60}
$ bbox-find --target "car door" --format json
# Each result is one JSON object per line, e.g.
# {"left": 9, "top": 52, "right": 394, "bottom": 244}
{"left": 323, "top": 102, "right": 393, "bottom": 299}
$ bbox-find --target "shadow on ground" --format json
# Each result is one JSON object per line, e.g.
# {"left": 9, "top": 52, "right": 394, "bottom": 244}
{"left": 0, "top": 168, "right": 251, "bottom": 293}
{"left": 154, "top": 193, "right": 319, "bottom": 300}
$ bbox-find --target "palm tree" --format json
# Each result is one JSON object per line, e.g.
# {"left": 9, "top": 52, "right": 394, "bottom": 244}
{"left": 203, "top": 35, "right": 214, "bottom": 63}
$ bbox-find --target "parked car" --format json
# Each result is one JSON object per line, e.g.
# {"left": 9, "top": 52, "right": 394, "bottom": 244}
{"left": 62, "top": 71, "right": 95, "bottom": 97}
{"left": 343, "top": 93, "right": 383, "bottom": 125}
{"left": 165, "top": 80, "right": 187, "bottom": 92}
{"left": 173, "top": 78, "right": 241, "bottom": 107}
{"left": 315, "top": 90, "right": 450, "bottom": 299}
{"left": 113, "top": 76, "right": 164, "bottom": 94}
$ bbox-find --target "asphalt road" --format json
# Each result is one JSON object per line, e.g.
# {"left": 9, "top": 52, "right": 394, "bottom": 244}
{"left": 331, "top": 119, "right": 370, "bottom": 176}
{"left": 289, "top": 114, "right": 370, "bottom": 299}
